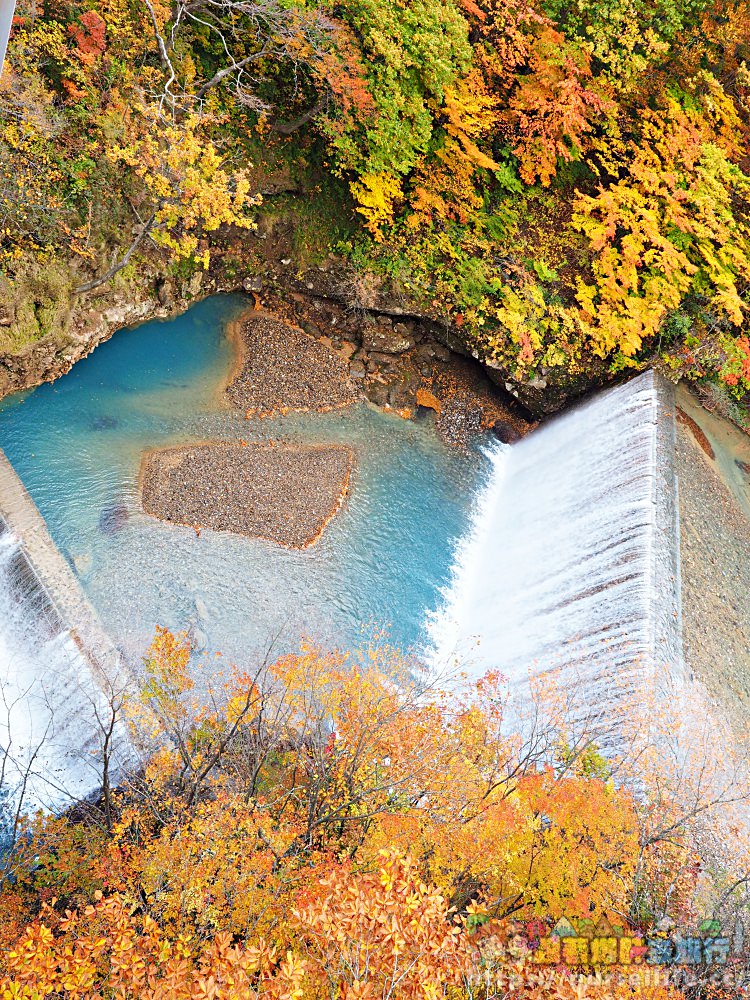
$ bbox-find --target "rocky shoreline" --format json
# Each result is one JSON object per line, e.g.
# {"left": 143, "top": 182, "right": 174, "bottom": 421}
{"left": 242, "top": 291, "right": 529, "bottom": 447}
{"left": 136, "top": 293, "right": 529, "bottom": 548}
{"left": 140, "top": 442, "right": 353, "bottom": 549}
{"left": 0, "top": 261, "right": 530, "bottom": 444}
{"left": 0, "top": 216, "right": 542, "bottom": 426}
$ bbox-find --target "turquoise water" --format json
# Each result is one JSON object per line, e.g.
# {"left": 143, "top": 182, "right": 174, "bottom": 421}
{"left": 0, "top": 295, "right": 489, "bottom": 669}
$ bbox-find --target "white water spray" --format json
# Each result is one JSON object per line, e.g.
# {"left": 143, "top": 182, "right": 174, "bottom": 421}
{"left": 428, "top": 370, "right": 684, "bottom": 717}
{"left": 0, "top": 526, "right": 123, "bottom": 826}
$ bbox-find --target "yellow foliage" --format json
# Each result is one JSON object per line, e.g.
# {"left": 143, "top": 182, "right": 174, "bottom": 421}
{"left": 408, "top": 69, "right": 499, "bottom": 229}
{"left": 110, "top": 107, "right": 260, "bottom": 267}
{"left": 441, "top": 68, "right": 500, "bottom": 172}
{"left": 573, "top": 100, "right": 750, "bottom": 357}
{"left": 350, "top": 172, "right": 403, "bottom": 238}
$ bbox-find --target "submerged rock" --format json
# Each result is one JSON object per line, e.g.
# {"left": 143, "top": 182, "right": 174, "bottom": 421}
{"left": 99, "top": 504, "right": 129, "bottom": 535}
{"left": 72, "top": 552, "right": 93, "bottom": 578}
{"left": 676, "top": 407, "right": 715, "bottom": 459}
{"left": 191, "top": 628, "right": 208, "bottom": 651}
{"left": 92, "top": 415, "right": 118, "bottom": 431}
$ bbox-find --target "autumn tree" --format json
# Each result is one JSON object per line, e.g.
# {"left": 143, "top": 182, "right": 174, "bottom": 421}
{"left": 573, "top": 100, "right": 750, "bottom": 361}
{"left": 293, "top": 849, "right": 473, "bottom": 998}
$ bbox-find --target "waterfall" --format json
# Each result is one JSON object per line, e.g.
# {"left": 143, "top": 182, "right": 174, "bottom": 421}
{"left": 427, "top": 370, "right": 684, "bottom": 726}
{"left": 0, "top": 523, "right": 124, "bottom": 830}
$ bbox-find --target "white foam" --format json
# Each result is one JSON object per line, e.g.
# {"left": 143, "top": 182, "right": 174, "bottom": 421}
{"left": 426, "top": 371, "right": 684, "bottom": 734}
{"left": 0, "top": 530, "right": 127, "bottom": 826}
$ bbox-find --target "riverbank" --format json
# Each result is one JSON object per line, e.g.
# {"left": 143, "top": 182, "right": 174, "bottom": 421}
{"left": 140, "top": 442, "right": 353, "bottom": 549}
{"left": 235, "top": 291, "right": 530, "bottom": 446}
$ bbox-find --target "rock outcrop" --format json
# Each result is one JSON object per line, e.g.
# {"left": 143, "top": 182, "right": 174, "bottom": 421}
{"left": 0, "top": 234, "right": 584, "bottom": 421}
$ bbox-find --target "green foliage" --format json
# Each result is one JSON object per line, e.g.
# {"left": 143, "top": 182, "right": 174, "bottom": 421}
{"left": 320, "top": 0, "right": 473, "bottom": 177}
{"left": 2, "top": 0, "right": 750, "bottom": 399}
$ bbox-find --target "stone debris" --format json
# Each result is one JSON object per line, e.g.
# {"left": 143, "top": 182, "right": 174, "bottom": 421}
{"left": 140, "top": 442, "right": 353, "bottom": 549}
{"left": 226, "top": 315, "right": 360, "bottom": 416}
{"left": 248, "top": 292, "right": 531, "bottom": 448}
{"left": 361, "top": 317, "right": 415, "bottom": 354}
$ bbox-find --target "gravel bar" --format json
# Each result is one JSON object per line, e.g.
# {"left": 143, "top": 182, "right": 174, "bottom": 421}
{"left": 227, "top": 315, "right": 359, "bottom": 415}
{"left": 141, "top": 443, "right": 353, "bottom": 549}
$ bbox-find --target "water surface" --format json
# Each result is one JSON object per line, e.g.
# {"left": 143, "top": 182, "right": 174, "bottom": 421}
{"left": 0, "top": 295, "right": 489, "bottom": 669}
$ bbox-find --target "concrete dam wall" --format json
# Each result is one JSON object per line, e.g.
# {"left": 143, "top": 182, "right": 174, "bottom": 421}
{"left": 428, "top": 370, "right": 685, "bottom": 734}
{"left": 0, "top": 450, "right": 129, "bottom": 819}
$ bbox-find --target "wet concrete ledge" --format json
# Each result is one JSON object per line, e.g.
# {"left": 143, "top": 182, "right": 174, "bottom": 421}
{"left": 0, "top": 449, "right": 124, "bottom": 691}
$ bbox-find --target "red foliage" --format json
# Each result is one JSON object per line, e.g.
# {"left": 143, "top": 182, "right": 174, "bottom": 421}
{"left": 721, "top": 336, "right": 750, "bottom": 387}
{"left": 68, "top": 10, "right": 106, "bottom": 66}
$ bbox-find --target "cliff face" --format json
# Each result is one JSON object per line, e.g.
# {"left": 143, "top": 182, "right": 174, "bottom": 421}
{"left": 0, "top": 238, "right": 606, "bottom": 418}
{"left": 0, "top": 263, "right": 233, "bottom": 402}
{"left": 0, "top": 297, "right": 157, "bottom": 400}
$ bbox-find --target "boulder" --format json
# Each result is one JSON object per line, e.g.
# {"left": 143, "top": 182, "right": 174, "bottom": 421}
{"left": 387, "top": 375, "right": 417, "bottom": 410}
{"left": 491, "top": 420, "right": 522, "bottom": 444}
{"left": 156, "top": 278, "right": 174, "bottom": 307}
{"left": 365, "top": 382, "right": 390, "bottom": 407}
{"left": 362, "top": 319, "right": 415, "bottom": 354}
{"left": 368, "top": 351, "right": 401, "bottom": 372}
{"left": 415, "top": 341, "right": 451, "bottom": 364}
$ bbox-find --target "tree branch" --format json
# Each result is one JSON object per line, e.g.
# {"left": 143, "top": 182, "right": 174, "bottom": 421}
{"left": 74, "top": 214, "right": 156, "bottom": 295}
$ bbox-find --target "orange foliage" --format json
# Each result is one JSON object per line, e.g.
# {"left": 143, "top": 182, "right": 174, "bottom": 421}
{"left": 510, "top": 27, "right": 608, "bottom": 186}
{"left": 294, "top": 849, "right": 472, "bottom": 998}
{"left": 2, "top": 894, "right": 307, "bottom": 1000}
{"left": 0, "top": 634, "right": 747, "bottom": 999}
{"left": 468, "top": 0, "right": 545, "bottom": 92}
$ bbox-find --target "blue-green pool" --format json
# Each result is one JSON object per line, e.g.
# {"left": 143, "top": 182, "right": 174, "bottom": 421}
{"left": 0, "top": 295, "right": 490, "bottom": 669}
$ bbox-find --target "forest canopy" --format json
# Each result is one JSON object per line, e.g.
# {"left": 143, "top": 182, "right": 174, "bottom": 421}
{"left": 1, "top": 630, "right": 749, "bottom": 998}
{"left": 3, "top": 2, "right": 750, "bottom": 994}
{"left": 2, "top": 0, "right": 750, "bottom": 397}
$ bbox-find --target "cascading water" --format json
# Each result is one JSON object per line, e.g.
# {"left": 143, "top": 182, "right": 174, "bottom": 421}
{"left": 427, "top": 370, "right": 684, "bottom": 725}
{"left": 0, "top": 522, "right": 119, "bottom": 831}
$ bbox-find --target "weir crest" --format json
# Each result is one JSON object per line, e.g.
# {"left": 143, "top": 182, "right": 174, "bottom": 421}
{"left": 427, "top": 370, "right": 685, "bottom": 729}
